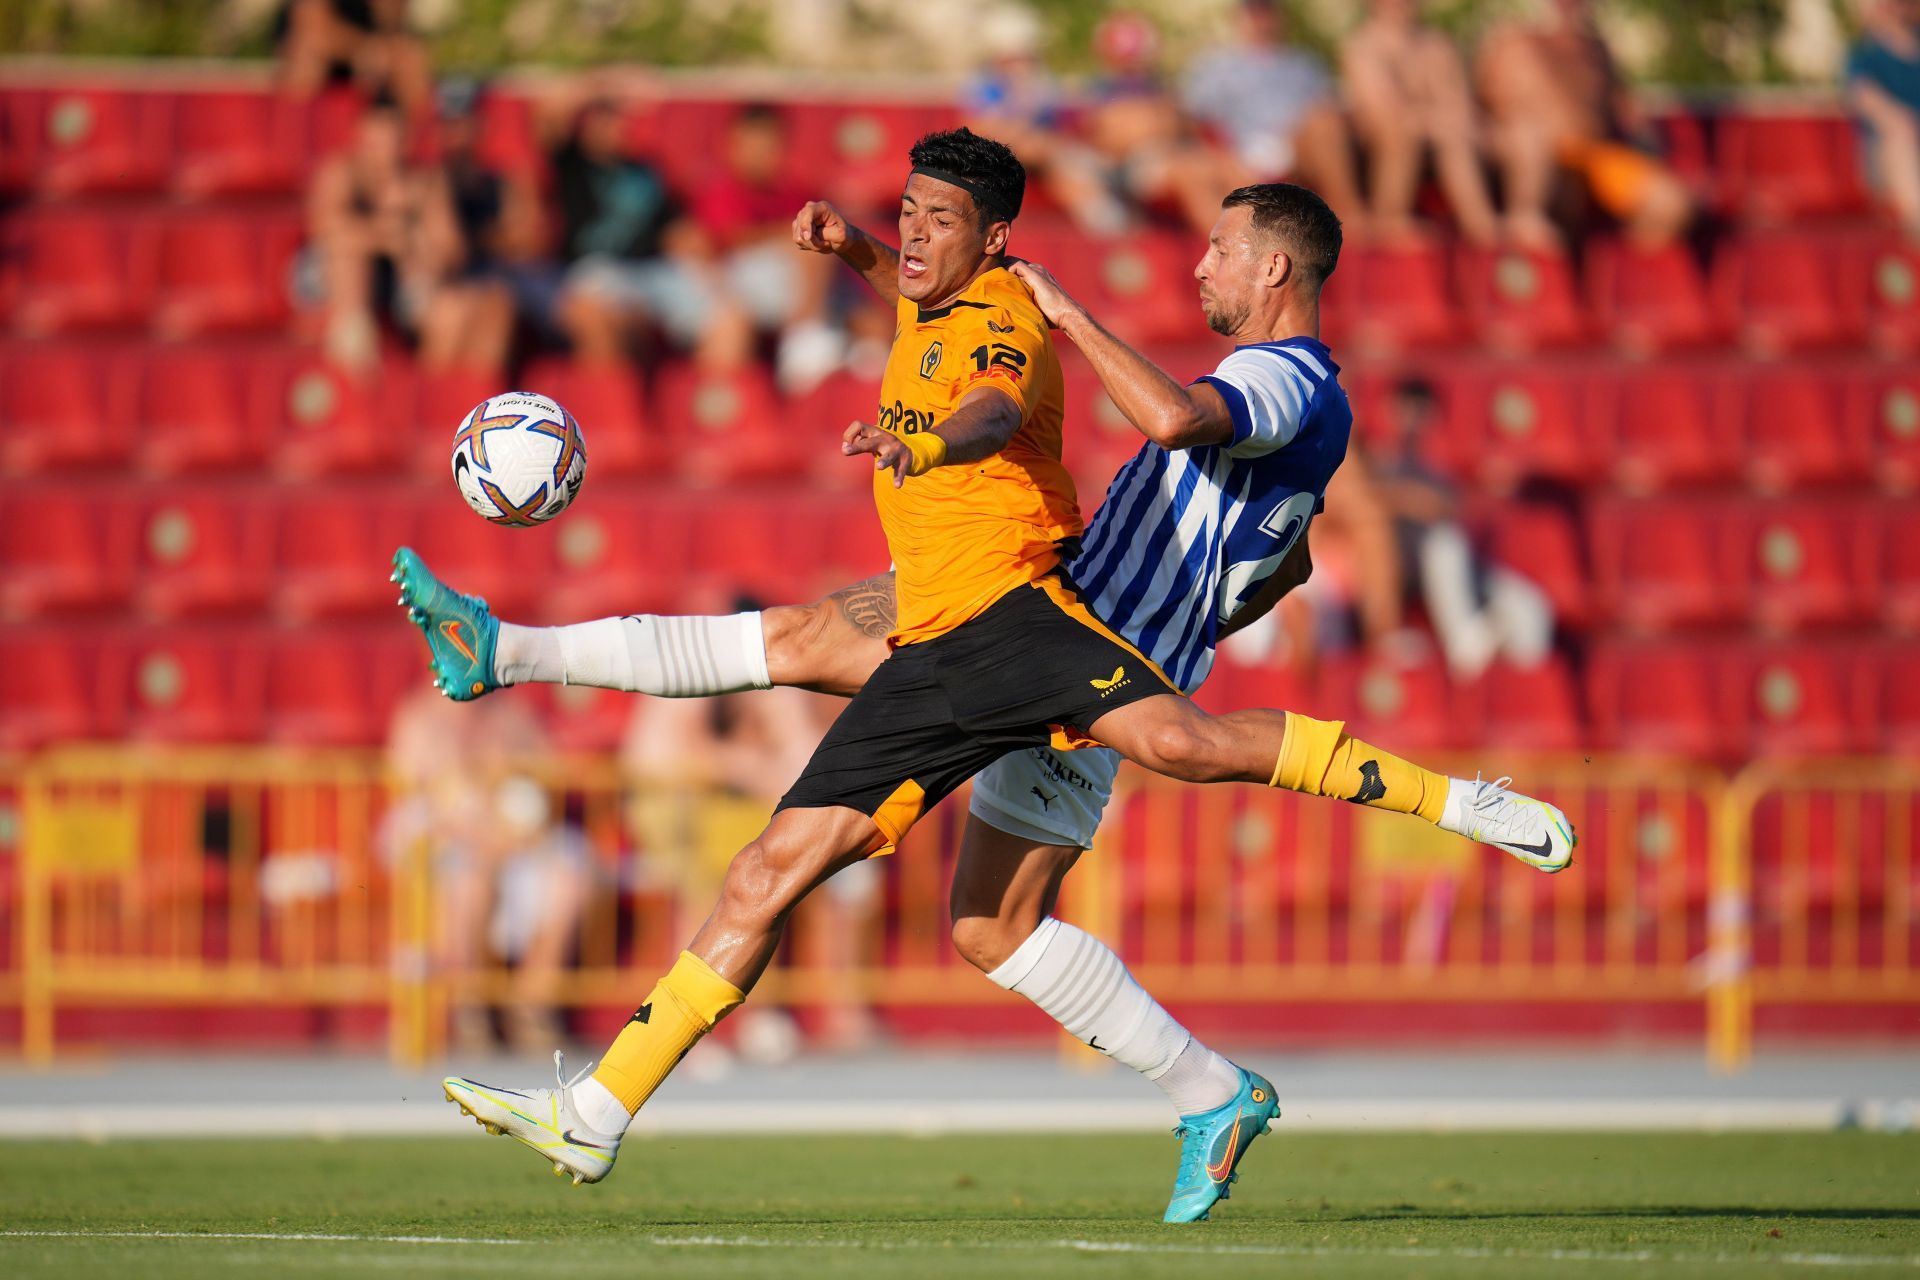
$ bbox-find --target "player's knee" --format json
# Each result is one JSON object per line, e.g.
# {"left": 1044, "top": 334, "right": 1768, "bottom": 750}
{"left": 950, "top": 913, "right": 1024, "bottom": 973}
{"left": 759, "top": 601, "right": 825, "bottom": 680}
{"left": 717, "top": 833, "right": 813, "bottom": 926}
{"left": 1137, "top": 718, "right": 1226, "bottom": 782}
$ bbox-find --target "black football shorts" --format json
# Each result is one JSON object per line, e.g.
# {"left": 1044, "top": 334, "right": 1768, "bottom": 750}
{"left": 775, "top": 573, "right": 1180, "bottom": 851}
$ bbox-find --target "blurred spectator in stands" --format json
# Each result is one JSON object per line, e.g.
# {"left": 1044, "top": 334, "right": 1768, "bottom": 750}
{"left": 1341, "top": 0, "right": 1502, "bottom": 247}
{"left": 534, "top": 87, "right": 750, "bottom": 371}
{"left": 690, "top": 104, "right": 847, "bottom": 392}
{"left": 1370, "top": 377, "right": 1553, "bottom": 679}
{"left": 410, "top": 78, "right": 534, "bottom": 372}
{"left": 277, "top": 0, "right": 431, "bottom": 115}
{"left": 1846, "top": 0, "right": 1920, "bottom": 239}
{"left": 1182, "top": 0, "right": 1367, "bottom": 234}
{"left": 385, "top": 686, "right": 590, "bottom": 1054}
{"left": 1476, "top": 0, "right": 1693, "bottom": 249}
{"left": 305, "top": 95, "right": 430, "bottom": 372}
{"left": 622, "top": 597, "right": 878, "bottom": 1051}
{"left": 963, "top": 5, "right": 1132, "bottom": 238}
{"left": 1082, "top": 11, "right": 1249, "bottom": 236}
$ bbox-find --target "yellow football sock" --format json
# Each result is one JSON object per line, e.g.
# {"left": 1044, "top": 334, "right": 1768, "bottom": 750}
{"left": 1270, "top": 711, "right": 1450, "bottom": 824}
{"left": 591, "top": 950, "right": 744, "bottom": 1115}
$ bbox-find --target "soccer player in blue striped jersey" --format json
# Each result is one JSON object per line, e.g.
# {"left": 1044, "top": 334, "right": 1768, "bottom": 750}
{"left": 399, "top": 181, "right": 1574, "bottom": 1222}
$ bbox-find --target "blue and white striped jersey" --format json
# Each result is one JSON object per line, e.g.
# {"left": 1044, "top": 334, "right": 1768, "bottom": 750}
{"left": 1067, "top": 337, "right": 1351, "bottom": 693}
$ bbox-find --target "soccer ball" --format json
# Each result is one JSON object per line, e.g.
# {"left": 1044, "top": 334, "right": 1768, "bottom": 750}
{"left": 451, "top": 392, "right": 587, "bottom": 527}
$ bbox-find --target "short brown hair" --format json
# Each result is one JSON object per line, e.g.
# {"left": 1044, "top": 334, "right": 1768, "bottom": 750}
{"left": 1221, "top": 182, "right": 1342, "bottom": 290}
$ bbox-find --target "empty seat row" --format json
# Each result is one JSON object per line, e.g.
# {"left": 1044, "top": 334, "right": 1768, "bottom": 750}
{"left": 0, "top": 484, "right": 889, "bottom": 626}
{"left": 1311, "top": 235, "right": 1920, "bottom": 359}
{"left": 0, "top": 209, "right": 302, "bottom": 339}
{"left": 10, "top": 339, "right": 1919, "bottom": 500}
{"left": 0, "top": 348, "right": 897, "bottom": 486}
{"left": 1342, "top": 357, "right": 1920, "bottom": 496}
{"left": 1203, "top": 639, "right": 1919, "bottom": 761}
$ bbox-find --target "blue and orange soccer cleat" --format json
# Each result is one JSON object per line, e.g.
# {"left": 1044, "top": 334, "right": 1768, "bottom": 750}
{"left": 1162, "top": 1067, "right": 1282, "bottom": 1223}
{"left": 391, "top": 546, "right": 499, "bottom": 701}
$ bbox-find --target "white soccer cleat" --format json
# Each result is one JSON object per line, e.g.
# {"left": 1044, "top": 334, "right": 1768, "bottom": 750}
{"left": 442, "top": 1051, "right": 622, "bottom": 1185}
{"left": 1440, "top": 774, "right": 1575, "bottom": 873}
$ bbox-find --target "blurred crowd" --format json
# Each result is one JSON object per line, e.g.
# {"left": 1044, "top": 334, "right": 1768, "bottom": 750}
{"left": 282, "top": 0, "right": 1920, "bottom": 373}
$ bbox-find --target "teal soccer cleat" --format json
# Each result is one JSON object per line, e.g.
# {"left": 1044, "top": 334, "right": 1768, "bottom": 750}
{"left": 391, "top": 546, "right": 500, "bottom": 701}
{"left": 1162, "top": 1067, "right": 1281, "bottom": 1223}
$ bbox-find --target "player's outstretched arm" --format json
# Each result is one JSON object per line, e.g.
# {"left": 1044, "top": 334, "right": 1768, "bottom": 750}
{"left": 841, "top": 386, "right": 1023, "bottom": 487}
{"left": 1009, "top": 260, "right": 1233, "bottom": 451}
{"left": 793, "top": 199, "right": 901, "bottom": 305}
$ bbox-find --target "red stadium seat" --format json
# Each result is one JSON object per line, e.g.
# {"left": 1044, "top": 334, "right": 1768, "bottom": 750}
{"left": 1597, "top": 363, "right": 1740, "bottom": 492}
{"left": 1589, "top": 497, "right": 1739, "bottom": 629}
{"left": 31, "top": 87, "right": 169, "bottom": 196}
{"left": 1456, "top": 246, "right": 1588, "bottom": 353}
{"left": 1083, "top": 234, "right": 1199, "bottom": 347}
{"left": 0, "top": 88, "right": 46, "bottom": 192}
{"left": 1883, "top": 646, "right": 1920, "bottom": 755}
{"left": 541, "top": 682, "right": 635, "bottom": 754}
{"left": 1339, "top": 652, "right": 1455, "bottom": 751}
{"left": 136, "top": 494, "right": 276, "bottom": 620}
{"left": 1715, "top": 114, "right": 1866, "bottom": 222}
{"left": 264, "top": 630, "right": 414, "bottom": 745}
{"left": 781, "top": 102, "right": 954, "bottom": 213}
{"left": 399, "top": 500, "right": 550, "bottom": 618}
{"left": 1324, "top": 242, "right": 1459, "bottom": 356}
{"left": 271, "top": 358, "right": 405, "bottom": 477}
{"left": 651, "top": 363, "right": 787, "bottom": 485}
{"left": 1456, "top": 656, "right": 1584, "bottom": 753}
{"left": 1586, "top": 641, "right": 1733, "bottom": 758}
{"left": 172, "top": 90, "right": 307, "bottom": 198}
{"left": 149, "top": 212, "right": 301, "bottom": 339}
{"left": 684, "top": 489, "right": 845, "bottom": 601}
{"left": 1735, "top": 642, "right": 1871, "bottom": 757}
{"left": 121, "top": 632, "right": 265, "bottom": 743}
{"left": 1737, "top": 501, "right": 1870, "bottom": 630}
{"left": 791, "top": 368, "right": 889, "bottom": 490}
{"left": 4, "top": 211, "right": 151, "bottom": 334}
{"left": 0, "top": 343, "right": 138, "bottom": 473}
{"left": 134, "top": 348, "right": 270, "bottom": 475}
{"left": 1479, "top": 502, "right": 1587, "bottom": 624}
{"left": 1451, "top": 366, "right": 1590, "bottom": 487}
{"left": 518, "top": 358, "right": 659, "bottom": 478}
{"left": 1711, "top": 235, "right": 1856, "bottom": 356}
{"left": 0, "top": 489, "right": 136, "bottom": 617}
{"left": 544, "top": 494, "right": 698, "bottom": 619}
{"left": 1878, "top": 501, "right": 1920, "bottom": 633}
{"left": 1585, "top": 239, "right": 1718, "bottom": 355}
{"left": 274, "top": 489, "right": 414, "bottom": 622}
{"left": 1847, "top": 236, "right": 1920, "bottom": 357}
{"left": 1742, "top": 367, "right": 1868, "bottom": 493}
{"left": 0, "top": 633, "right": 109, "bottom": 750}
{"left": 1849, "top": 367, "right": 1920, "bottom": 496}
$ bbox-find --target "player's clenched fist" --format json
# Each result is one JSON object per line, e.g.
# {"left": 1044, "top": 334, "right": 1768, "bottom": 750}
{"left": 793, "top": 200, "right": 851, "bottom": 254}
{"left": 843, "top": 420, "right": 946, "bottom": 488}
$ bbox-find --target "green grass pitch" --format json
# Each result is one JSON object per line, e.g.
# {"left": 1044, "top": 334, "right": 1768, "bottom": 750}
{"left": 2, "top": 1131, "right": 1916, "bottom": 1279}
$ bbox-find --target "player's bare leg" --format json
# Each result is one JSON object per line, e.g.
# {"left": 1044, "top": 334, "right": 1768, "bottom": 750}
{"left": 1089, "top": 696, "right": 1574, "bottom": 873}
{"left": 950, "top": 816, "right": 1280, "bottom": 1221}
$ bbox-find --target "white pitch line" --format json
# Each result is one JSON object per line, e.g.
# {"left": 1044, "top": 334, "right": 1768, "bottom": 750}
{"left": 5, "top": 1229, "right": 1916, "bottom": 1270}
{"left": 0, "top": 1231, "right": 524, "bottom": 1247}
{"left": 646, "top": 1234, "right": 1920, "bottom": 1269}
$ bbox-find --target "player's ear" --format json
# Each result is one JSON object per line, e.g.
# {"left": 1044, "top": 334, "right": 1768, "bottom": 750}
{"left": 984, "top": 218, "right": 1012, "bottom": 258}
{"left": 1266, "top": 248, "right": 1293, "bottom": 289}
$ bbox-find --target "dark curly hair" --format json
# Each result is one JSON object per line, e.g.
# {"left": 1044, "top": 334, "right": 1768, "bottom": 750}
{"left": 1222, "top": 182, "right": 1343, "bottom": 291}
{"left": 908, "top": 127, "right": 1025, "bottom": 226}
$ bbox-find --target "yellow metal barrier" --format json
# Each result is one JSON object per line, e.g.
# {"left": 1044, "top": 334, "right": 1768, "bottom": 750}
{"left": 4, "top": 747, "right": 1914, "bottom": 1068}
{"left": 1716, "top": 758, "right": 1920, "bottom": 1069}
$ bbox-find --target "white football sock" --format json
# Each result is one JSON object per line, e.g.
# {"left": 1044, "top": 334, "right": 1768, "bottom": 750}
{"left": 493, "top": 613, "right": 771, "bottom": 696}
{"left": 568, "top": 1074, "right": 632, "bottom": 1136}
{"left": 987, "top": 917, "right": 1242, "bottom": 1117}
